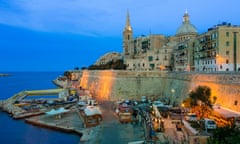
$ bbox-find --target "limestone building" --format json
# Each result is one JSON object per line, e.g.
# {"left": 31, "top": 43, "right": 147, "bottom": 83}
{"left": 123, "top": 11, "right": 176, "bottom": 71}
{"left": 194, "top": 23, "right": 240, "bottom": 72}
{"left": 122, "top": 10, "right": 240, "bottom": 72}
{"left": 173, "top": 11, "right": 198, "bottom": 71}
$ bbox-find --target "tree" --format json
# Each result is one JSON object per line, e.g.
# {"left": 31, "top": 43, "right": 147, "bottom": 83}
{"left": 87, "top": 59, "right": 126, "bottom": 70}
{"left": 212, "top": 96, "right": 217, "bottom": 104}
{"left": 74, "top": 67, "right": 79, "bottom": 70}
{"left": 187, "top": 85, "right": 212, "bottom": 118}
{"left": 208, "top": 125, "right": 240, "bottom": 144}
{"left": 63, "top": 71, "right": 71, "bottom": 80}
{"left": 189, "top": 85, "right": 212, "bottom": 107}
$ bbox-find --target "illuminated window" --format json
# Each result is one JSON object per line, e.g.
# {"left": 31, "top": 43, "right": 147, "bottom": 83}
{"left": 226, "top": 59, "right": 229, "bottom": 64}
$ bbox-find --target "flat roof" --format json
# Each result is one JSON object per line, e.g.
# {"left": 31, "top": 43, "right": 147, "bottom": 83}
{"left": 213, "top": 106, "right": 240, "bottom": 118}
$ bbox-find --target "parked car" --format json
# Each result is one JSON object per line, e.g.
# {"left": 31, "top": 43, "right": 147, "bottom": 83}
{"left": 185, "top": 113, "right": 197, "bottom": 121}
{"left": 202, "top": 118, "right": 217, "bottom": 130}
{"left": 235, "top": 117, "right": 240, "bottom": 129}
{"left": 152, "top": 101, "right": 164, "bottom": 107}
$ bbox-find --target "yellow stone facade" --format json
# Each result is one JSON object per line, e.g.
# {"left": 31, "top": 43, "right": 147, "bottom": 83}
{"left": 122, "top": 11, "right": 240, "bottom": 72}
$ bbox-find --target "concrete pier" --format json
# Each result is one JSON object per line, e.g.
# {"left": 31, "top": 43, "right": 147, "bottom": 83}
{"left": 25, "top": 110, "right": 84, "bottom": 136}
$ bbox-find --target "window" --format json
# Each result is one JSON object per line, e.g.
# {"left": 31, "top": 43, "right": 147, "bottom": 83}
{"left": 226, "top": 41, "right": 230, "bottom": 46}
{"left": 165, "top": 49, "right": 167, "bottom": 53}
{"left": 148, "top": 56, "right": 153, "bottom": 61}
{"left": 164, "top": 56, "right": 168, "bottom": 60}
{"left": 212, "top": 43, "right": 217, "bottom": 48}
{"left": 235, "top": 100, "right": 238, "bottom": 106}
{"left": 226, "top": 51, "right": 229, "bottom": 55}
{"left": 226, "top": 32, "right": 229, "bottom": 37}
{"left": 226, "top": 59, "right": 229, "bottom": 64}
{"left": 149, "top": 64, "right": 155, "bottom": 69}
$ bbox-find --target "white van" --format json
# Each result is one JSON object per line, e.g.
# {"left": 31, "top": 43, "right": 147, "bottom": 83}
{"left": 204, "top": 118, "right": 217, "bottom": 130}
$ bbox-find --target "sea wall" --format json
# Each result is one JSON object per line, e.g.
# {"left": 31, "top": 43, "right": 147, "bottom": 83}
{"left": 79, "top": 70, "right": 240, "bottom": 112}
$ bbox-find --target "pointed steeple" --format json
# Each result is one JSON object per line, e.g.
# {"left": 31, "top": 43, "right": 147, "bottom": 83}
{"left": 123, "top": 10, "right": 133, "bottom": 57}
{"left": 125, "top": 10, "right": 132, "bottom": 31}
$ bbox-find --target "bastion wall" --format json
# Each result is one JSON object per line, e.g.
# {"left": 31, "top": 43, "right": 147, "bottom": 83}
{"left": 79, "top": 70, "right": 240, "bottom": 112}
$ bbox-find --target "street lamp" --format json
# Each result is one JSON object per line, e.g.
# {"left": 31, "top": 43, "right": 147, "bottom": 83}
{"left": 171, "top": 89, "right": 175, "bottom": 106}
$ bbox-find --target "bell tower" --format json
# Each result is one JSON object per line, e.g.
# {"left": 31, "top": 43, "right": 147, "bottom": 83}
{"left": 123, "top": 10, "right": 133, "bottom": 58}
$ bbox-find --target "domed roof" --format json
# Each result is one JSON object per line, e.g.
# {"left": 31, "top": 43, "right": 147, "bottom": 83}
{"left": 176, "top": 11, "right": 197, "bottom": 36}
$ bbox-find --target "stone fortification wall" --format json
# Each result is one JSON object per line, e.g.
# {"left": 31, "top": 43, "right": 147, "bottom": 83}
{"left": 79, "top": 70, "right": 240, "bottom": 112}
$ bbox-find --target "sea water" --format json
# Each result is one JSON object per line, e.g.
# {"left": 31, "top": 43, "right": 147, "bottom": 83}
{"left": 0, "top": 72, "right": 80, "bottom": 144}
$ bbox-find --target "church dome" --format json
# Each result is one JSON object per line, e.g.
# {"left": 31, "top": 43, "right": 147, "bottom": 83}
{"left": 176, "top": 11, "right": 197, "bottom": 36}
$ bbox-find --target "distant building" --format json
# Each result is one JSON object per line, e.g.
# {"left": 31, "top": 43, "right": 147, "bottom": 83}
{"left": 173, "top": 10, "right": 198, "bottom": 71}
{"left": 122, "top": 10, "right": 240, "bottom": 72}
{"left": 194, "top": 23, "right": 240, "bottom": 72}
{"left": 123, "top": 11, "right": 175, "bottom": 71}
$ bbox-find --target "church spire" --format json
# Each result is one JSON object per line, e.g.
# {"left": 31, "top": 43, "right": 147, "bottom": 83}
{"left": 125, "top": 10, "right": 132, "bottom": 31}
{"left": 123, "top": 10, "right": 133, "bottom": 57}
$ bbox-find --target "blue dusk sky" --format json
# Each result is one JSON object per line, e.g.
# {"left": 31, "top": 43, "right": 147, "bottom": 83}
{"left": 1, "top": 0, "right": 240, "bottom": 72}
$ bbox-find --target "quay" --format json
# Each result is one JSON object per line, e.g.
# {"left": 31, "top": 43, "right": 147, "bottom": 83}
{"left": 1, "top": 84, "right": 204, "bottom": 144}
{"left": 25, "top": 110, "right": 84, "bottom": 136}
{"left": 1, "top": 88, "right": 147, "bottom": 143}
